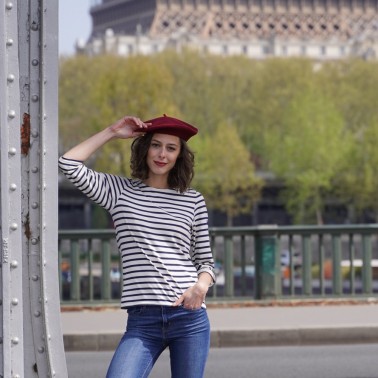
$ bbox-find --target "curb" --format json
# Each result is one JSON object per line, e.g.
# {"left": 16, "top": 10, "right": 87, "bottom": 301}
{"left": 63, "top": 326, "right": 378, "bottom": 351}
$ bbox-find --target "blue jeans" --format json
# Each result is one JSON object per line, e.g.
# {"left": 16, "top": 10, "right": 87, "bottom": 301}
{"left": 106, "top": 305, "right": 210, "bottom": 378}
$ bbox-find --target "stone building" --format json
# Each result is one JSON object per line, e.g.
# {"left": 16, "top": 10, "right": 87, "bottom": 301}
{"left": 83, "top": 0, "right": 378, "bottom": 60}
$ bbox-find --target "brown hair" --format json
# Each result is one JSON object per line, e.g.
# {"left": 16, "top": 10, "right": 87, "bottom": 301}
{"left": 130, "top": 133, "right": 195, "bottom": 193}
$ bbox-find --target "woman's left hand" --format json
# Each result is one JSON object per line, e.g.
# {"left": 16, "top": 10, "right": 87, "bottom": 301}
{"left": 172, "top": 281, "right": 209, "bottom": 310}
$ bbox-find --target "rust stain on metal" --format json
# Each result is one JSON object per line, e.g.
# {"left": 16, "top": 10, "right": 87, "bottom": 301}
{"left": 21, "top": 113, "right": 31, "bottom": 155}
{"left": 24, "top": 212, "right": 31, "bottom": 240}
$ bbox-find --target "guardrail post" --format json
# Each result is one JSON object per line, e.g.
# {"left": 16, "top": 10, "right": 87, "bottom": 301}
{"left": 101, "top": 239, "right": 111, "bottom": 300}
{"left": 88, "top": 240, "right": 94, "bottom": 301}
{"left": 302, "top": 235, "right": 312, "bottom": 296}
{"left": 318, "top": 235, "right": 325, "bottom": 296}
{"left": 254, "top": 230, "right": 280, "bottom": 299}
{"left": 70, "top": 240, "right": 80, "bottom": 301}
{"left": 224, "top": 235, "right": 234, "bottom": 297}
{"left": 240, "top": 236, "right": 246, "bottom": 295}
{"left": 348, "top": 234, "right": 356, "bottom": 294}
{"left": 332, "top": 235, "right": 342, "bottom": 295}
{"left": 210, "top": 234, "right": 217, "bottom": 298}
{"left": 362, "top": 234, "right": 372, "bottom": 294}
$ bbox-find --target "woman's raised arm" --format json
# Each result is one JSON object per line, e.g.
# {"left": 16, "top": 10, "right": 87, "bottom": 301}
{"left": 63, "top": 116, "right": 148, "bottom": 162}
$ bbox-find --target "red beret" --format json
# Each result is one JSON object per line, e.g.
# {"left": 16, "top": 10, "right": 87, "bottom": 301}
{"left": 144, "top": 114, "right": 198, "bottom": 141}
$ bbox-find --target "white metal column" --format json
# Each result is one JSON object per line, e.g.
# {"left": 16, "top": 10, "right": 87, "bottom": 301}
{"left": 1, "top": 1, "right": 24, "bottom": 376}
{"left": 1, "top": 1, "right": 68, "bottom": 376}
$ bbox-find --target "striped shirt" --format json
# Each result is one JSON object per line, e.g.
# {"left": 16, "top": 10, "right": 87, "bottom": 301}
{"left": 58, "top": 157, "right": 215, "bottom": 308}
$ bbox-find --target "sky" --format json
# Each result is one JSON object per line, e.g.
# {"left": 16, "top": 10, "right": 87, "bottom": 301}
{"left": 59, "top": 0, "right": 92, "bottom": 55}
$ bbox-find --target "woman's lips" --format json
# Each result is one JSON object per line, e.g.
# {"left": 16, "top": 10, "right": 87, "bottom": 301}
{"left": 154, "top": 161, "right": 167, "bottom": 167}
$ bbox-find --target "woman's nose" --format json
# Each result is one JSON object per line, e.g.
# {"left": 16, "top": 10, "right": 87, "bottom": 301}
{"left": 158, "top": 147, "right": 166, "bottom": 157}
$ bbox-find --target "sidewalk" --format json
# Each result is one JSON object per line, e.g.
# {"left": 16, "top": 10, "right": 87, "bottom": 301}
{"left": 61, "top": 300, "right": 378, "bottom": 351}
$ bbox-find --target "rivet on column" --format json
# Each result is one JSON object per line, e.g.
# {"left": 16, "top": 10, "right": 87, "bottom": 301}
{"left": 30, "top": 22, "right": 39, "bottom": 31}
{"left": 9, "top": 147, "right": 17, "bottom": 155}
{"left": 11, "top": 337, "right": 19, "bottom": 345}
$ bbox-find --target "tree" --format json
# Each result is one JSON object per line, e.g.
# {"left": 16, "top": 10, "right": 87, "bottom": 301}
{"left": 335, "top": 116, "right": 378, "bottom": 221}
{"left": 191, "top": 121, "right": 263, "bottom": 226}
{"left": 319, "top": 59, "right": 378, "bottom": 221}
{"left": 246, "top": 58, "right": 316, "bottom": 167}
{"left": 266, "top": 85, "right": 350, "bottom": 224}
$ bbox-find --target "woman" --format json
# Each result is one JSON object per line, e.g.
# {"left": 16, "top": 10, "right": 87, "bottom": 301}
{"left": 59, "top": 115, "right": 215, "bottom": 378}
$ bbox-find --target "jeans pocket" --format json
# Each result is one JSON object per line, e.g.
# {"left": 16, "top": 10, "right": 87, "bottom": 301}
{"left": 126, "top": 306, "right": 145, "bottom": 316}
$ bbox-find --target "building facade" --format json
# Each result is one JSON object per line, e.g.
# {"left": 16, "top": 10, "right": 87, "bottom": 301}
{"left": 83, "top": 0, "right": 378, "bottom": 60}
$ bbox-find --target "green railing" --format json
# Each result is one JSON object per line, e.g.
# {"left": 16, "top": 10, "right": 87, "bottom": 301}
{"left": 58, "top": 225, "right": 378, "bottom": 304}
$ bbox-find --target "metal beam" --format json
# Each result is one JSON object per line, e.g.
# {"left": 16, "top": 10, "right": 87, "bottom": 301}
{"left": 1, "top": 1, "right": 68, "bottom": 376}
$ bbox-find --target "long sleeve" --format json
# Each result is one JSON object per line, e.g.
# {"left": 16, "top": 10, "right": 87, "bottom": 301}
{"left": 191, "top": 195, "right": 216, "bottom": 285}
{"left": 58, "top": 156, "right": 125, "bottom": 211}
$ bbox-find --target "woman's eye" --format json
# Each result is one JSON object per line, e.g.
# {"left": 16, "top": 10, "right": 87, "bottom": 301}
{"left": 151, "top": 143, "right": 159, "bottom": 148}
{"left": 167, "top": 147, "right": 176, "bottom": 152}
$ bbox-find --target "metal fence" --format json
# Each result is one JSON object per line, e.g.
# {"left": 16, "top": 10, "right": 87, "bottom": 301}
{"left": 58, "top": 225, "right": 378, "bottom": 304}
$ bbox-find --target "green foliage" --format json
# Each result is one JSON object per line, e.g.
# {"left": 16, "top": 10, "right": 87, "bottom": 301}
{"left": 191, "top": 122, "right": 263, "bottom": 225}
{"left": 59, "top": 51, "right": 378, "bottom": 224}
{"left": 266, "top": 83, "right": 351, "bottom": 224}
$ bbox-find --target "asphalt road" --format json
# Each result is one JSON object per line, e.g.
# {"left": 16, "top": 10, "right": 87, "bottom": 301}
{"left": 66, "top": 343, "right": 378, "bottom": 378}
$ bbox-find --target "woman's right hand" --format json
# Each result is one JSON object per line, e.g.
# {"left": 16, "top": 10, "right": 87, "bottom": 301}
{"left": 109, "top": 116, "right": 149, "bottom": 139}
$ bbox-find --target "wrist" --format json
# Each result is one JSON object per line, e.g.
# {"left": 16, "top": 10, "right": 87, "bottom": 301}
{"left": 105, "top": 125, "right": 118, "bottom": 140}
{"left": 198, "top": 272, "right": 213, "bottom": 287}
{"left": 196, "top": 280, "right": 210, "bottom": 293}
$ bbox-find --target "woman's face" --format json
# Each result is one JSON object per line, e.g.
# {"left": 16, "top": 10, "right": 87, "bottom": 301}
{"left": 146, "top": 133, "right": 181, "bottom": 180}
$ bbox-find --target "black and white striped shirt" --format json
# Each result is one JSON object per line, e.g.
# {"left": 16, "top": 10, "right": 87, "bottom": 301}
{"left": 59, "top": 157, "right": 215, "bottom": 308}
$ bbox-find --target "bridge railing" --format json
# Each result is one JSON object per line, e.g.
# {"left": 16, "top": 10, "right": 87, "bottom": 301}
{"left": 58, "top": 225, "right": 378, "bottom": 304}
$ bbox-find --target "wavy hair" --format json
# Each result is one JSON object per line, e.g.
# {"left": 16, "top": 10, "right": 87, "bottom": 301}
{"left": 130, "top": 133, "right": 195, "bottom": 193}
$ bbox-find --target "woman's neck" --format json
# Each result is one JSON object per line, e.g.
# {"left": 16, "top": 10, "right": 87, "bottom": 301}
{"left": 143, "top": 175, "right": 169, "bottom": 189}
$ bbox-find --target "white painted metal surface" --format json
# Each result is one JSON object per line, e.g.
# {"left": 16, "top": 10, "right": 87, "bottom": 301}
{"left": 1, "top": 1, "right": 68, "bottom": 376}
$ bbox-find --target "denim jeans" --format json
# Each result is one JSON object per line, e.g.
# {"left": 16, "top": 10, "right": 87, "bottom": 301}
{"left": 106, "top": 305, "right": 210, "bottom": 378}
